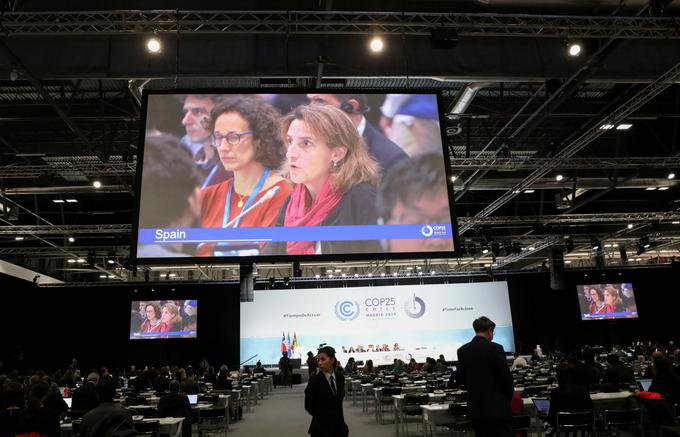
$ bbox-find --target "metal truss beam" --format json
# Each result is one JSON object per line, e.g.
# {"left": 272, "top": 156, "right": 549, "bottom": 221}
{"left": 449, "top": 156, "right": 680, "bottom": 170}
{"left": 460, "top": 61, "right": 680, "bottom": 233}
{"left": 1, "top": 211, "right": 678, "bottom": 236}
{"left": 0, "top": 161, "right": 136, "bottom": 179}
{"left": 1, "top": 11, "right": 679, "bottom": 39}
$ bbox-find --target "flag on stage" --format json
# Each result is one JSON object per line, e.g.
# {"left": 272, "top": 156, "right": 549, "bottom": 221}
{"left": 281, "top": 332, "right": 287, "bottom": 354}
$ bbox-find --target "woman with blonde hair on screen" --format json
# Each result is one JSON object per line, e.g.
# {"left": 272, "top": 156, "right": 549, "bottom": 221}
{"left": 264, "top": 103, "right": 380, "bottom": 255}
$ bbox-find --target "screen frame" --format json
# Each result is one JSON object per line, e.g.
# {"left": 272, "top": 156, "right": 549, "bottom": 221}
{"left": 129, "top": 299, "right": 199, "bottom": 341}
{"left": 131, "top": 88, "right": 460, "bottom": 264}
{"left": 576, "top": 282, "right": 639, "bottom": 321}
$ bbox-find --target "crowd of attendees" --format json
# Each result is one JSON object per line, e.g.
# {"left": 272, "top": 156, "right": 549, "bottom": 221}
{"left": 3, "top": 341, "right": 680, "bottom": 436}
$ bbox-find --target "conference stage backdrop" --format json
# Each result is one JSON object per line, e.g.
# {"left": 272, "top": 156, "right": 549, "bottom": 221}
{"left": 240, "top": 282, "right": 514, "bottom": 366}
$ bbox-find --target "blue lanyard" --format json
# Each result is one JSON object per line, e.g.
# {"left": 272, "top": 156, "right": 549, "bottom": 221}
{"left": 222, "top": 168, "right": 270, "bottom": 229}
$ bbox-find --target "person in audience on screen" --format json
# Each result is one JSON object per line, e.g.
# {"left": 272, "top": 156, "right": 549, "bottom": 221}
{"left": 602, "top": 286, "right": 624, "bottom": 313}
{"left": 457, "top": 316, "right": 514, "bottom": 437}
{"left": 139, "top": 302, "right": 162, "bottom": 334}
{"left": 137, "top": 133, "right": 202, "bottom": 258}
{"left": 649, "top": 358, "right": 680, "bottom": 402}
{"left": 138, "top": 301, "right": 148, "bottom": 321}
{"left": 80, "top": 379, "right": 134, "bottom": 437}
{"left": 602, "top": 354, "right": 635, "bottom": 386}
{"left": 182, "top": 300, "right": 198, "bottom": 319}
{"left": 306, "top": 93, "right": 407, "bottom": 173}
{"left": 406, "top": 358, "right": 420, "bottom": 373}
{"left": 362, "top": 360, "right": 375, "bottom": 374}
{"left": 197, "top": 96, "right": 292, "bottom": 257}
{"left": 263, "top": 103, "right": 381, "bottom": 256}
{"left": 304, "top": 346, "right": 349, "bottom": 437}
{"left": 547, "top": 364, "right": 593, "bottom": 430}
{"left": 179, "top": 94, "right": 231, "bottom": 187}
{"left": 279, "top": 352, "right": 293, "bottom": 388}
{"left": 182, "top": 315, "right": 197, "bottom": 336}
{"left": 588, "top": 286, "right": 606, "bottom": 314}
{"left": 307, "top": 351, "right": 319, "bottom": 377}
{"left": 160, "top": 302, "right": 182, "bottom": 333}
{"left": 14, "top": 380, "right": 60, "bottom": 437}
{"left": 378, "top": 153, "right": 454, "bottom": 254}
{"left": 157, "top": 380, "right": 193, "bottom": 437}
{"left": 379, "top": 93, "right": 443, "bottom": 157}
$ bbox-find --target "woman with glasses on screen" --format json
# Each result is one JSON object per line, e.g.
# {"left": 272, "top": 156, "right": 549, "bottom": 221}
{"left": 140, "top": 302, "right": 162, "bottom": 334}
{"left": 264, "top": 104, "right": 380, "bottom": 256}
{"left": 197, "top": 96, "right": 292, "bottom": 257}
{"left": 588, "top": 286, "right": 606, "bottom": 314}
{"left": 159, "top": 302, "right": 182, "bottom": 333}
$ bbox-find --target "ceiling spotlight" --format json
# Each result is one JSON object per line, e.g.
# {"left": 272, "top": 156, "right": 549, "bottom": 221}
{"left": 14, "top": 236, "right": 24, "bottom": 241}
{"left": 381, "top": 273, "right": 386, "bottom": 277}
{"left": 668, "top": 172, "right": 676, "bottom": 180}
{"left": 67, "top": 259, "right": 76, "bottom": 263}
{"left": 107, "top": 259, "right": 115, "bottom": 265}
{"left": 672, "top": 221, "right": 680, "bottom": 225}
{"left": 146, "top": 37, "right": 162, "bottom": 54}
{"left": 92, "top": 180, "right": 102, "bottom": 189}
{"left": 392, "top": 272, "right": 398, "bottom": 277}
{"left": 524, "top": 189, "right": 535, "bottom": 194}
{"left": 482, "top": 248, "right": 489, "bottom": 255}
{"left": 658, "top": 187, "right": 669, "bottom": 191}
{"left": 65, "top": 199, "right": 78, "bottom": 203}
{"left": 76, "top": 258, "right": 86, "bottom": 263}
{"left": 52, "top": 199, "right": 65, "bottom": 203}
{"left": 600, "top": 124, "right": 615, "bottom": 130}
{"left": 627, "top": 223, "right": 634, "bottom": 229}
{"left": 555, "top": 174, "right": 564, "bottom": 181}
{"left": 368, "top": 273, "right": 373, "bottom": 277}
{"left": 68, "top": 237, "right": 75, "bottom": 243}
{"left": 450, "top": 175, "right": 457, "bottom": 182}
{"left": 591, "top": 239, "right": 601, "bottom": 250}
{"left": 645, "top": 187, "right": 657, "bottom": 191}
{"left": 430, "top": 270, "right": 436, "bottom": 275}
{"left": 369, "top": 36, "right": 384, "bottom": 53}
{"left": 564, "top": 260, "right": 572, "bottom": 264}
{"left": 315, "top": 274, "right": 320, "bottom": 279}
{"left": 528, "top": 246, "right": 535, "bottom": 251}
{"left": 616, "top": 123, "right": 633, "bottom": 130}
{"left": 567, "top": 42, "right": 582, "bottom": 57}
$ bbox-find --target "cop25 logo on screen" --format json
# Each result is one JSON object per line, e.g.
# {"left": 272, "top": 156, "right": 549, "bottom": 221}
{"left": 404, "top": 294, "right": 426, "bottom": 319}
{"left": 335, "top": 300, "right": 360, "bottom": 321}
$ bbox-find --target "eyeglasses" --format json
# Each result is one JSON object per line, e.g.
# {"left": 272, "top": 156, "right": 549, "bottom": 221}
{"left": 212, "top": 131, "right": 254, "bottom": 146}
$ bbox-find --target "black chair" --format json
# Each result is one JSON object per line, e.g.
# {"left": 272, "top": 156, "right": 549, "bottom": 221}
{"left": 447, "top": 402, "right": 474, "bottom": 434}
{"left": 376, "top": 386, "right": 401, "bottom": 424}
{"left": 402, "top": 393, "right": 429, "bottom": 435}
{"left": 603, "top": 408, "right": 644, "bottom": 436}
{"left": 197, "top": 407, "right": 227, "bottom": 437}
{"left": 512, "top": 414, "right": 532, "bottom": 435}
{"left": 134, "top": 419, "right": 160, "bottom": 437}
{"left": 125, "top": 396, "right": 148, "bottom": 406}
{"left": 556, "top": 410, "right": 596, "bottom": 436}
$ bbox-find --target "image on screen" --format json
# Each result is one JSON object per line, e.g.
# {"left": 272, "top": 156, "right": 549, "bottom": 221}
{"left": 130, "top": 300, "right": 198, "bottom": 339}
{"left": 134, "top": 91, "right": 457, "bottom": 261}
{"left": 240, "top": 282, "right": 514, "bottom": 365}
{"left": 577, "top": 283, "right": 638, "bottom": 320}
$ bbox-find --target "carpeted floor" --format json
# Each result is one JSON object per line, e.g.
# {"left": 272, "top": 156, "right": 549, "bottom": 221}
{"left": 226, "top": 384, "right": 403, "bottom": 437}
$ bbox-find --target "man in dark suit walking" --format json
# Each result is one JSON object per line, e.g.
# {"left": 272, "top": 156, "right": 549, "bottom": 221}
{"left": 304, "top": 346, "right": 349, "bottom": 437}
{"left": 457, "top": 316, "right": 514, "bottom": 437}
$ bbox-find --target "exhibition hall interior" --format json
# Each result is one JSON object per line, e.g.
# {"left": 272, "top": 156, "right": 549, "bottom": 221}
{"left": 1, "top": 0, "right": 680, "bottom": 436}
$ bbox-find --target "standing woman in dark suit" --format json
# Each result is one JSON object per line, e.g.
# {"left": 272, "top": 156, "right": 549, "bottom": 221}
{"left": 304, "top": 346, "right": 349, "bottom": 437}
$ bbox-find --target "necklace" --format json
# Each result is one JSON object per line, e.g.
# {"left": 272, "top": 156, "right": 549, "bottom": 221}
{"left": 236, "top": 193, "right": 246, "bottom": 209}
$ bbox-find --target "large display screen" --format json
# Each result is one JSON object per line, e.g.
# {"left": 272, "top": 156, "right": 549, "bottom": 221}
{"left": 577, "top": 283, "right": 638, "bottom": 320}
{"left": 130, "top": 300, "right": 198, "bottom": 339}
{"left": 133, "top": 91, "right": 457, "bottom": 261}
{"left": 240, "top": 282, "right": 514, "bottom": 365}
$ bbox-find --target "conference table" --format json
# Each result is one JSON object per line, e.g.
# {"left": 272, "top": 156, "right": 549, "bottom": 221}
{"left": 418, "top": 390, "right": 633, "bottom": 437}
{"left": 61, "top": 417, "right": 185, "bottom": 437}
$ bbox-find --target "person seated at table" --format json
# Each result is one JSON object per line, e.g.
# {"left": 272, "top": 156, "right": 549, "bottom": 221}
{"left": 511, "top": 353, "right": 528, "bottom": 371}
{"left": 602, "top": 354, "right": 635, "bottom": 386}
{"left": 80, "top": 379, "right": 135, "bottom": 437}
{"left": 363, "top": 360, "right": 375, "bottom": 374}
{"left": 153, "top": 367, "right": 170, "bottom": 392}
{"left": 547, "top": 364, "right": 593, "bottom": 430}
{"left": 71, "top": 372, "right": 100, "bottom": 413}
{"left": 13, "top": 381, "right": 60, "bottom": 437}
{"left": 0, "top": 381, "right": 24, "bottom": 437}
{"left": 344, "top": 358, "right": 357, "bottom": 375}
{"left": 214, "top": 366, "right": 231, "bottom": 390}
{"left": 406, "top": 358, "right": 420, "bottom": 373}
{"left": 253, "top": 361, "right": 267, "bottom": 376}
{"left": 581, "top": 347, "right": 603, "bottom": 383}
{"left": 158, "top": 380, "right": 193, "bottom": 437}
{"left": 180, "top": 370, "right": 199, "bottom": 395}
{"left": 392, "top": 359, "right": 406, "bottom": 374}
{"left": 393, "top": 343, "right": 401, "bottom": 351}
{"left": 644, "top": 350, "right": 666, "bottom": 378}
{"left": 649, "top": 358, "right": 680, "bottom": 402}
{"left": 242, "top": 366, "right": 253, "bottom": 377}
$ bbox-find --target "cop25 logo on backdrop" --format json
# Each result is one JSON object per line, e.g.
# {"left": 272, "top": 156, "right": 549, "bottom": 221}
{"left": 335, "top": 300, "right": 360, "bottom": 321}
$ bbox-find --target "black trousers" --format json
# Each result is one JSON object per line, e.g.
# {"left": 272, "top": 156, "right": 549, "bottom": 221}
{"left": 472, "top": 419, "right": 513, "bottom": 437}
